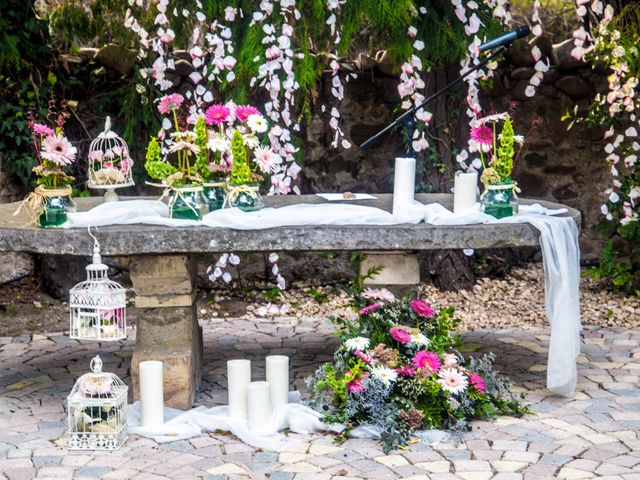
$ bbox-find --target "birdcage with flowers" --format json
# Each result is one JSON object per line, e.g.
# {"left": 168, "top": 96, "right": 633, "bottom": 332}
{"left": 87, "top": 116, "right": 134, "bottom": 202}
{"left": 69, "top": 229, "right": 126, "bottom": 341}
{"left": 67, "top": 355, "right": 128, "bottom": 450}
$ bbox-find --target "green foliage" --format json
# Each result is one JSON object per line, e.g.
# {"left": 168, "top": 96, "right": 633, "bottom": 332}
{"left": 193, "top": 116, "right": 211, "bottom": 181}
{"left": 145, "top": 137, "right": 176, "bottom": 180}
{"left": 229, "top": 130, "right": 252, "bottom": 185}
{"left": 494, "top": 115, "right": 515, "bottom": 181}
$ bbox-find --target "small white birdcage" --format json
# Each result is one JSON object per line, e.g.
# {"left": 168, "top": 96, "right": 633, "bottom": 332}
{"left": 67, "top": 355, "right": 128, "bottom": 450}
{"left": 87, "top": 116, "right": 134, "bottom": 202}
{"left": 69, "top": 230, "right": 126, "bottom": 341}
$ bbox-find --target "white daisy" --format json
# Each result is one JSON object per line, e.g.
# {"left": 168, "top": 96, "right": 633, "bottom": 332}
{"left": 207, "top": 133, "right": 230, "bottom": 152}
{"left": 442, "top": 353, "right": 458, "bottom": 366}
{"left": 370, "top": 366, "right": 398, "bottom": 386}
{"left": 437, "top": 368, "right": 468, "bottom": 395}
{"left": 410, "top": 331, "right": 430, "bottom": 347}
{"left": 247, "top": 113, "right": 268, "bottom": 133}
{"left": 243, "top": 133, "right": 260, "bottom": 149}
{"left": 344, "top": 337, "right": 370, "bottom": 351}
{"left": 254, "top": 146, "right": 282, "bottom": 174}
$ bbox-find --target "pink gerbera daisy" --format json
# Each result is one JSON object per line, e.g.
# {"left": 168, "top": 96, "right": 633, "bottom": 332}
{"left": 470, "top": 125, "right": 493, "bottom": 148}
{"left": 157, "top": 93, "right": 184, "bottom": 114}
{"left": 31, "top": 123, "right": 55, "bottom": 136}
{"left": 389, "top": 326, "right": 412, "bottom": 344}
{"left": 468, "top": 373, "right": 486, "bottom": 394}
{"left": 253, "top": 146, "right": 282, "bottom": 174}
{"left": 359, "top": 301, "right": 382, "bottom": 315}
{"left": 41, "top": 134, "right": 77, "bottom": 166}
{"left": 347, "top": 371, "right": 369, "bottom": 393}
{"left": 235, "top": 105, "right": 261, "bottom": 122}
{"left": 204, "top": 104, "right": 231, "bottom": 125}
{"left": 437, "top": 368, "right": 468, "bottom": 395}
{"left": 412, "top": 350, "right": 441, "bottom": 373}
{"left": 354, "top": 350, "right": 372, "bottom": 365}
{"left": 410, "top": 299, "right": 436, "bottom": 318}
{"left": 362, "top": 287, "right": 396, "bottom": 303}
{"left": 395, "top": 365, "right": 416, "bottom": 377}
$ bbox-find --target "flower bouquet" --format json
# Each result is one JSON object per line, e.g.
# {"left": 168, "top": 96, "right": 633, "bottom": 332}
{"left": 145, "top": 93, "right": 208, "bottom": 220}
{"left": 470, "top": 113, "right": 524, "bottom": 219}
{"left": 200, "top": 102, "right": 279, "bottom": 212}
{"left": 23, "top": 119, "right": 77, "bottom": 228}
{"left": 306, "top": 288, "right": 529, "bottom": 452}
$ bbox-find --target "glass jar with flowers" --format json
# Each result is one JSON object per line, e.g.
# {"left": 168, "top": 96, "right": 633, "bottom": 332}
{"left": 145, "top": 93, "right": 207, "bottom": 220}
{"left": 23, "top": 121, "right": 77, "bottom": 228}
{"left": 470, "top": 114, "right": 523, "bottom": 219}
{"left": 200, "top": 102, "right": 279, "bottom": 212}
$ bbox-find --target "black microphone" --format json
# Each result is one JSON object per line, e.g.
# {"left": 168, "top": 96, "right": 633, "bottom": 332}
{"left": 479, "top": 25, "right": 531, "bottom": 52}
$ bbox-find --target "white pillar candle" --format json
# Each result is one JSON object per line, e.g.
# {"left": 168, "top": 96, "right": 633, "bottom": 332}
{"left": 227, "top": 359, "right": 251, "bottom": 420}
{"left": 139, "top": 360, "right": 164, "bottom": 427}
{"left": 266, "top": 355, "right": 289, "bottom": 409}
{"left": 392, "top": 157, "right": 416, "bottom": 217}
{"left": 247, "top": 381, "right": 272, "bottom": 432}
{"left": 453, "top": 171, "right": 478, "bottom": 215}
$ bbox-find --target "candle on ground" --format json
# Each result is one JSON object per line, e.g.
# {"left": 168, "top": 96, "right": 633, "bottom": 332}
{"left": 266, "top": 355, "right": 289, "bottom": 409}
{"left": 227, "top": 359, "right": 251, "bottom": 419}
{"left": 247, "top": 381, "right": 273, "bottom": 432}
{"left": 392, "top": 157, "right": 416, "bottom": 217}
{"left": 139, "top": 360, "right": 164, "bottom": 427}
{"left": 453, "top": 171, "right": 478, "bottom": 215}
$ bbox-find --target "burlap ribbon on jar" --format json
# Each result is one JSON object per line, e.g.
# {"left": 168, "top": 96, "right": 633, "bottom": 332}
{"left": 168, "top": 185, "right": 204, "bottom": 218}
{"left": 13, "top": 185, "right": 73, "bottom": 224}
{"left": 223, "top": 184, "right": 258, "bottom": 209}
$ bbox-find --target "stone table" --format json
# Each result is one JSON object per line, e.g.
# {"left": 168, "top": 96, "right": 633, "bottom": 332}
{"left": 0, "top": 194, "right": 580, "bottom": 408}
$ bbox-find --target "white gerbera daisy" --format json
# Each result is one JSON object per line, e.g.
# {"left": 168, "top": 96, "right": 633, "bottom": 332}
{"left": 243, "top": 133, "right": 260, "bottom": 149}
{"left": 437, "top": 368, "right": 468, "bottom": 395}
{"left": 410, "top": 331, "right": 430, "bottom": 346}
{"left": 344, "top": 337, "right": 370, "bottom": 351}
{"left": 207, "top": 134, "right": 230, "bottom": 152}
{"left": 371, "top": 366, "right": 398, "bottom": 386}
{"left": 442, "top": 353, "right": 458, "bottom": 366}
{"left": 247, "top": 114, "right": 268, "bottom": 133}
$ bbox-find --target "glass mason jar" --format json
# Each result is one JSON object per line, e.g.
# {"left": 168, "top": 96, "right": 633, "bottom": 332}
{"left": 37, "top": 188, "right": 76, "bottom": 228}
{"left": 225, "top": 183, "right": 264, "bottom": 212}
{"left": 168, "top": 185, "right": 207, "bottom": 220}
{"left": 480, "top": 179, "right": 519, "bottom": 219}
{"left": 203, "top": 182, "right": 226, "bottom": 212}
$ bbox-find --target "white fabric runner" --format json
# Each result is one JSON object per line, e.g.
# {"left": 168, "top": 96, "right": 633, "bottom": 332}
{"left": 126, "top": 394, "right": 448, "bottom": 450}
{"left": 65, "top": 199, "right": 581, "bottom": 396}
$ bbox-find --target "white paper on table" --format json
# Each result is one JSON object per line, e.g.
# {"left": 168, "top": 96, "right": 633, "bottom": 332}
{"left": 315, "top": 193, "right": 378, "bottom": 201}
{"left": 418, "top": 201, "right": 581, "bottom": 397}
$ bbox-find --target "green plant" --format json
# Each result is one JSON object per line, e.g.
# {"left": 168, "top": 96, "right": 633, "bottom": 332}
{"left": 308, "top": 288, "right": 329, "bottom": 304}
{"left": 229, "top": 130, "right": 252, "bottom": 186}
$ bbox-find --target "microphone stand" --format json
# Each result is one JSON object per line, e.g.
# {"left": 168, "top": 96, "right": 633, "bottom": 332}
{"left": 360, "top": 46, "right": 507, "bottom": 153}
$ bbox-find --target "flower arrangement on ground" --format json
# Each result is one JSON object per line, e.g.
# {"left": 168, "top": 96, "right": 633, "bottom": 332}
{"left": 469, "top": 113, "right": 525, "bottom": 219}
{"left": 306, "top": 288, "right": 530, "bottom": 453}
{"left": 23, "top": 112, "right": 77, "bottom": 228}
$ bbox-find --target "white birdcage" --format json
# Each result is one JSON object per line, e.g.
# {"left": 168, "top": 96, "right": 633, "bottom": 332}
{"left": 67, "top": 355, "right": 128, "bottom": 450}
{"left": 87, "top": 116, "right": 134, "bottom": 202}
{"left": 69, "top": 230, "right": 127, "bottom": 341}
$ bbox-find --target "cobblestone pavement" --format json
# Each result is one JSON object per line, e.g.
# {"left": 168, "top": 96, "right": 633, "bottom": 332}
{"left": 0, "top": 317, "right": 639, "bottom": 480}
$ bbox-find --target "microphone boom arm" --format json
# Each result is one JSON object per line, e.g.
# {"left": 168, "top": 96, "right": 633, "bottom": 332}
{"left": 360, "top": 46, "right": 507, "bottom": 150}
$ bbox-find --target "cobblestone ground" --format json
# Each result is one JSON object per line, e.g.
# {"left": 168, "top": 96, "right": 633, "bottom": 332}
{"left": 0, "top": 317, "right": 639, "bottom": 480}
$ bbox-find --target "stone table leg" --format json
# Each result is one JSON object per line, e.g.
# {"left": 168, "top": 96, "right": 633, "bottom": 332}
{"left": 360, "top": 251, "right": 420, "bottom": 292}
{"left": 129, "top": 255, "right": 203, "bottom": 409}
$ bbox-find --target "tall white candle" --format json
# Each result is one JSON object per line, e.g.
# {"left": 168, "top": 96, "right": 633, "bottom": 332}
{"left": 392, "top": 157, "right": 416, "bottom": 217}
{"left": 247, "top": 381, "right": 272, "bottom": 432}
{"left": 139, "top": 360, "right": 164, "bottom": 427}
{"left": 227, "top": 359, "right": 251, "bottom": 420}
{"left": 453, "top": 171, "right": 478, "bottom": 215}
{"left": 266, "top": 355, "right": 289, "bottom": 409}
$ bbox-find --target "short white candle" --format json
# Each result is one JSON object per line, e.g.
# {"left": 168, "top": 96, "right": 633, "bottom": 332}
{"left": 139, "top": 360, "right": 164, "bottom": 427}
{"left": 392, "top": 157, "right": 416, "bottom": 217}
{"left": 227, "top": 359, "right": 251, "bottom": 420}
{"left": 453, "top": 171, "right": 478, "bottom": 215}
{"left": 247, "top": 381, "right": 272, "bottom": 432}
{"left": 266, "top": 355, "right": 289, "bottom": 409}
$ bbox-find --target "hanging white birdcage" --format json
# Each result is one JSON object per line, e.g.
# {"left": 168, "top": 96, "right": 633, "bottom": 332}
{"left": 69, "top": 230, "right": 127, "bottom": 341}
{"left": 67, "top": 355, "right": 128, "bottom": 450}
{"left": 87, "top": 116, "right": 134, "bottom": 202}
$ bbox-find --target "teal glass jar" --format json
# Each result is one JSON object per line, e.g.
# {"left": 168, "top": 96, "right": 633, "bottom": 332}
{"left": 168, "top": 185, "right": 207, "bottom": 220}
{"left": 226, "top": 183, "right": 264, "bottom": 212}
{"left": 35, "top": 187, "right": 75, "bottom": 228}
{"left": 480, "top": 179, "right": 519, "bottom": 219}
{"left": 203, "top": 182, "right": 226, "bottom": 212}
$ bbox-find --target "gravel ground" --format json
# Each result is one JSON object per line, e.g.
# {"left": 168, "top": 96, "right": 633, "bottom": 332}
{"left": 0, "top": 262, "right": 638, "bottom": 337}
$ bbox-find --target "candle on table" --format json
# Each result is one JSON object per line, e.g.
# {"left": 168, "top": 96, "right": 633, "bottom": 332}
{"left": 227, "top": 359, "right": 251, "bottom": 420}
{"left": 247, "top": 381, "right": 272, "bottom": 432}
{"left": 139, "top": 360, "right": 164, "bottom": 427}
{"left": 266, "top": 355, "right": 289, "bottom": 409}
{"left": 392, "top": 157, "right": 416, "bottom": 217}
{"left": 453, "top": 171, "right": 478, "bottom": 215}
